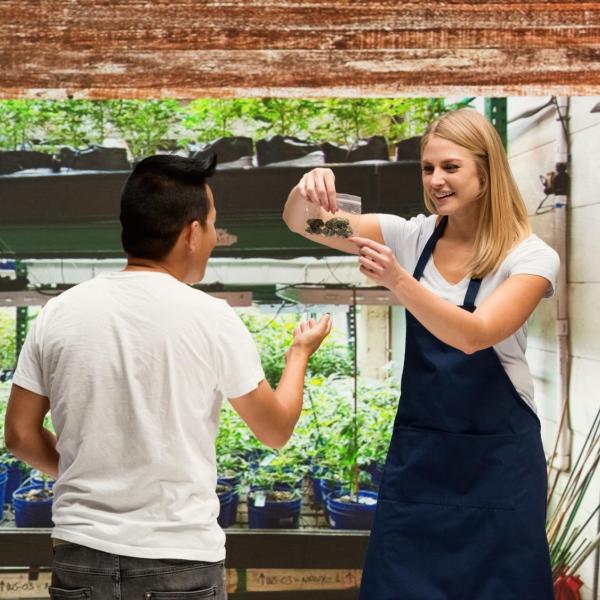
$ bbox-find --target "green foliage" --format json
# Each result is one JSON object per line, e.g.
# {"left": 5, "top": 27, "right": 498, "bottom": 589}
{"left": 243, "top": 99, "right": 322, "bottom": 138}
{"left": 43, "top": 100, "right": 119, "bottom": 149}
{"left": 0, "top": 382, "right": 8, "bottom": 451}
{"left": 0, "top": 100, "right": 124, "bottom": 151}
{"left": 239, "top": 311, "right": 352, "bottom": 388}
{"left": 216, "top": 311, "right": 397, "bottom": 496}
{"left": 250, "top": 443, "right": 309, "bottom": 492}
{"left": 303, "top": 374, "right": 398, "bottom": 494}
{"left": 181, "top": 99, "right": 247, "bottom": 144}
{"left": 0, "top": 100, "right": 52, "bottom": 150}
{"left": 109, "top": 100, "right": 184, "bottom": 159}
{"left": 0, "top": 308, "right": 16, "bottom": 370}
{"left": 44, "top": 101, "right": 94, "bottom": 149}
{"left": 0, "top": 97, "right": 453, "bottom": 156}
{"left": 215, "top": 401, "right": 260, "bottom": 477}
{"left": 547, "top": 406, "right": 600, "bottom": 579}
{"left": 313, "top": 99, "right": 388, "bottom": 147}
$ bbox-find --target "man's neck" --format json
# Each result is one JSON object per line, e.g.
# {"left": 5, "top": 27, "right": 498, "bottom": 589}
{"left": 124, "top": 258, "right": 181, "bottom": 281}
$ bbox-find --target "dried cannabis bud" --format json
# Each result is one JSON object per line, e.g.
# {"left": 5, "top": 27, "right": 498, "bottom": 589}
{"left": 305, "top": 217, "right": 353, "bottom": 238}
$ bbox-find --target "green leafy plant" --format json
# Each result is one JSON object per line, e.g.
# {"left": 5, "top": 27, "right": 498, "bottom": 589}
{"left": 244, "top": 99, "right": 322, "bottom": 138}
{"left": 45, "top": 100, "right": 94, "bottom": 149}
{"left": 109, "top": 100, "right": 183, "bottom": 159}
{"left": 304, "top": 373, "right": 397, "bottom": 497}
{"left": 181, "top": 99, "right": 247, "bottom": 144}
{"left": 215, "top": 401, "right": 257, "bottom": 479}
{"left": 314, "top": 99, "right": 387, "bottom": 148}
{"left": 250, "top": 445, "right": 308, "bottom": 493}
{"left": 0, "top": 100, "right": 52, "bottom": 151}
{"left": 240, "top": 311, "right": 352, "bottom": 388}
{"left": 0, "top": 97, "right": 453, "bottom": 159}
{"left": 546, "top": 406, "right": 600, "bottom": 582}
{"left": 0, "top": 308, "right": 16, "bottom": 370}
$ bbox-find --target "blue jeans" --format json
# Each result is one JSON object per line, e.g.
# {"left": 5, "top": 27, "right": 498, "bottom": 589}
{"left": 50, "top": 542, "right": 227, "bottom": 599}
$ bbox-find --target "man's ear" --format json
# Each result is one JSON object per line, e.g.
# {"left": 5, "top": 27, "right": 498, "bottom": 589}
{"left": 185, "top": 220, "right": 201, "bottom": 251}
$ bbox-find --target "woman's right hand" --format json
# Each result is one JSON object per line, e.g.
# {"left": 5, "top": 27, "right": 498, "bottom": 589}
{"left": 296, "top": 167, "right": 338, "bottom": 213}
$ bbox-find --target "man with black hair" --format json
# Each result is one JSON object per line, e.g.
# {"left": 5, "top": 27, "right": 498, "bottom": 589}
{"left": 4, "top": 154, "right": 331, "bottom": 599}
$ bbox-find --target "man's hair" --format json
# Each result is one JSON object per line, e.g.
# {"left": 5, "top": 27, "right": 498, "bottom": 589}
{"left": 120, "top": 153, "right": 217, "bottom": 260}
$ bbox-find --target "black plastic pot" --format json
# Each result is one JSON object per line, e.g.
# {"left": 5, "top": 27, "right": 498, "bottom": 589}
{"left": 192, "top": 137, "right": 254, "bottom": 166}
{"left": 322, "top": 136, "right": 389, "bottom": 163}
{"left": 395, "top": 136, "right": 422, "bottom": 161}
{"left": 59, "top": 146, "right": 130, "bottom": 170}
{"left": 255, "top": 135, "right": 321, "bottom": 166}
{"left": 0, "top": 150, "right": 58, "bottom": 175}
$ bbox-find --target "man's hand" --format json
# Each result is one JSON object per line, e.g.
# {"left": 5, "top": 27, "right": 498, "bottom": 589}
{"left": 230, "top": 314, "right": 332, "bottom": 449}
{"left": 287, "top": 314, "right": 332, "bottom": 360}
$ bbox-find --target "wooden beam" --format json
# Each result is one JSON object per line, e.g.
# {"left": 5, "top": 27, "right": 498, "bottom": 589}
{"left": 1, "top": 1, "right": 598, "bottom": 97}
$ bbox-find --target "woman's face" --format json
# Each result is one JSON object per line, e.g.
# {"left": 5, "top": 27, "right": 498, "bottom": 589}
{"left": 421, "top": 135, "right": 483, "bottom": 218}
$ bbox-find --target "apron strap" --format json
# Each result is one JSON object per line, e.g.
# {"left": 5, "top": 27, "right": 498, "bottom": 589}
{"left": 413, "top": 215, "right": 482, "bottom": 308}
{"left": 413, "top": 216, "right": 448, "bottom": 281}
{"left": 463, "top": 277, "right": 482, "bottom": 309}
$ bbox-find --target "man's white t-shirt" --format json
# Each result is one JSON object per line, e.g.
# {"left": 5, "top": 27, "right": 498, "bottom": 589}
{"left": 13, "top": 271, "right": 264, "bottom": 561}
{"left": 378, "top": 213, "right": 560, "bottom": 413}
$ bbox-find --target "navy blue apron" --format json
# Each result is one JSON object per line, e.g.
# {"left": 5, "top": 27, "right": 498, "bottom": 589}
{"left": 359, "top": 216, "right": 554, "bottom": 600}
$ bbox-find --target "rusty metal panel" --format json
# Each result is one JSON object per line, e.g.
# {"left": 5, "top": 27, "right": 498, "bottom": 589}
{"left": 0, "top": 1, "right": 599, "bottom": 97}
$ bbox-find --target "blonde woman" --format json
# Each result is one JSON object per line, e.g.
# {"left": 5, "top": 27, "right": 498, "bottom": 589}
{"left": 283, "top": 109, "right": 558, "bottom": 599}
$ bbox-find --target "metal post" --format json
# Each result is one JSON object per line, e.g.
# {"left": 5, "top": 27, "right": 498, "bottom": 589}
{"left": 15, "top": 261, "right": 28, "bottom": 359}
{"left": 484, "top": 98, "right": 508, "bottom": 150}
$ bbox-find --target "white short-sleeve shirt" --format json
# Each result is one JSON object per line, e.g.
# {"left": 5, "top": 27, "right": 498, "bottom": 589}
{"left": 13, "top": 271, "right": 264, "bottom": 561}
{"left": 378, "top": 213, "right": 560, "bottom": 413}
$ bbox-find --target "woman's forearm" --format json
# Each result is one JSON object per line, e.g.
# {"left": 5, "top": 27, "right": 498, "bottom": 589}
{"left": 392, "top": 272, "right": 486, "bottom": 354}
{"left": 282, "top": 187, "right": 304, "bottom": 233}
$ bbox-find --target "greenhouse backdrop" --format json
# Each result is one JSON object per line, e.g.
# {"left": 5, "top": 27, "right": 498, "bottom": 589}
{"left": 0, "top": 95, "right": 598, "bottom": 599}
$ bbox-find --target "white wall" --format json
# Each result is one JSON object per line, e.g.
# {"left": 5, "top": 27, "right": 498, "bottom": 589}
{"left": 508, "top": 96, "right": 600, "bottom": 600}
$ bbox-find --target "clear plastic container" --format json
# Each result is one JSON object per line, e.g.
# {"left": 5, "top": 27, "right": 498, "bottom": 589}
{"left": 304, "top": 193, "right": 361, "bottom": 240}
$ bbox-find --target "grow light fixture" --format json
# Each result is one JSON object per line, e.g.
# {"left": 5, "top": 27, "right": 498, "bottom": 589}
{"left": 0, "top": 290, "right": 55, "bottom": 307}
{"left": 206, "top": 291, "right": 253, "bottom": 306}
{"left": 0, "top": 289, "right": 253, "bottom": 308}
{"left": 276, "top": 285, "right": 401, "bottom": 306}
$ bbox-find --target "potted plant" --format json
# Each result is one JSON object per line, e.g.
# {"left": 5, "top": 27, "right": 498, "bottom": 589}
{"left": 303, "top": 373, "right": 401, "bottom": 530}
{"left": 216, "top": 480, "right": 236, "bottom": 529}
{"left": 323, "top": 423, "right": 378, "bottom": 531}
{"left": 0, "top": 464, "right": 7, "bottom": 521}
{"left": 247, "top": 447, "right": 307, "bottom": 529}
{"left": 0, "top": 452, "right": 30, "bottom": 504}
{"left": 216, "top": 403, "right": 253, "bottom": 527}
{"left": 359, "top": 373, "right": 399, "bottom": 488}
{"left": 13, "top": 477, "right": 54, "bottom": 527}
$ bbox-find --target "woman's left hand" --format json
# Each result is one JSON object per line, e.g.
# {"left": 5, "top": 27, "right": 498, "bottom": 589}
{"left": 349, "top": 237, "right": 408, "bottom": 290}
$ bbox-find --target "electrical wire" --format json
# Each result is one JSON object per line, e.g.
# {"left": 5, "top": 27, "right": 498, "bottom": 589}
{"left": 535, "top": 194, "right": 555, "bottom": 215}
{"left": 552, "top": 96, "right": 570, "bottom": 143}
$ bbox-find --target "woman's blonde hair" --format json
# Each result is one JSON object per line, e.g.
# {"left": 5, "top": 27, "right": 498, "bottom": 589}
{"left": 421, "top": 108, "right": 531, "bottom": 279}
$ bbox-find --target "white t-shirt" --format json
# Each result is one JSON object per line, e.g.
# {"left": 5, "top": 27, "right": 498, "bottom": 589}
{"left": 378, "top": 213, "right": 560, "bottom": 413}
{"left": 13, "top": 271, "right": 264, "bottom": 561}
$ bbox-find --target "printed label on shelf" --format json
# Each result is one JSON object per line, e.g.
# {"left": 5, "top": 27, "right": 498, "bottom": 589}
{"left": 245, "top": 568, "right": 361, "bottom": 591}
{"left": 0, "top": 572, "right": 51, "bottom": 598}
